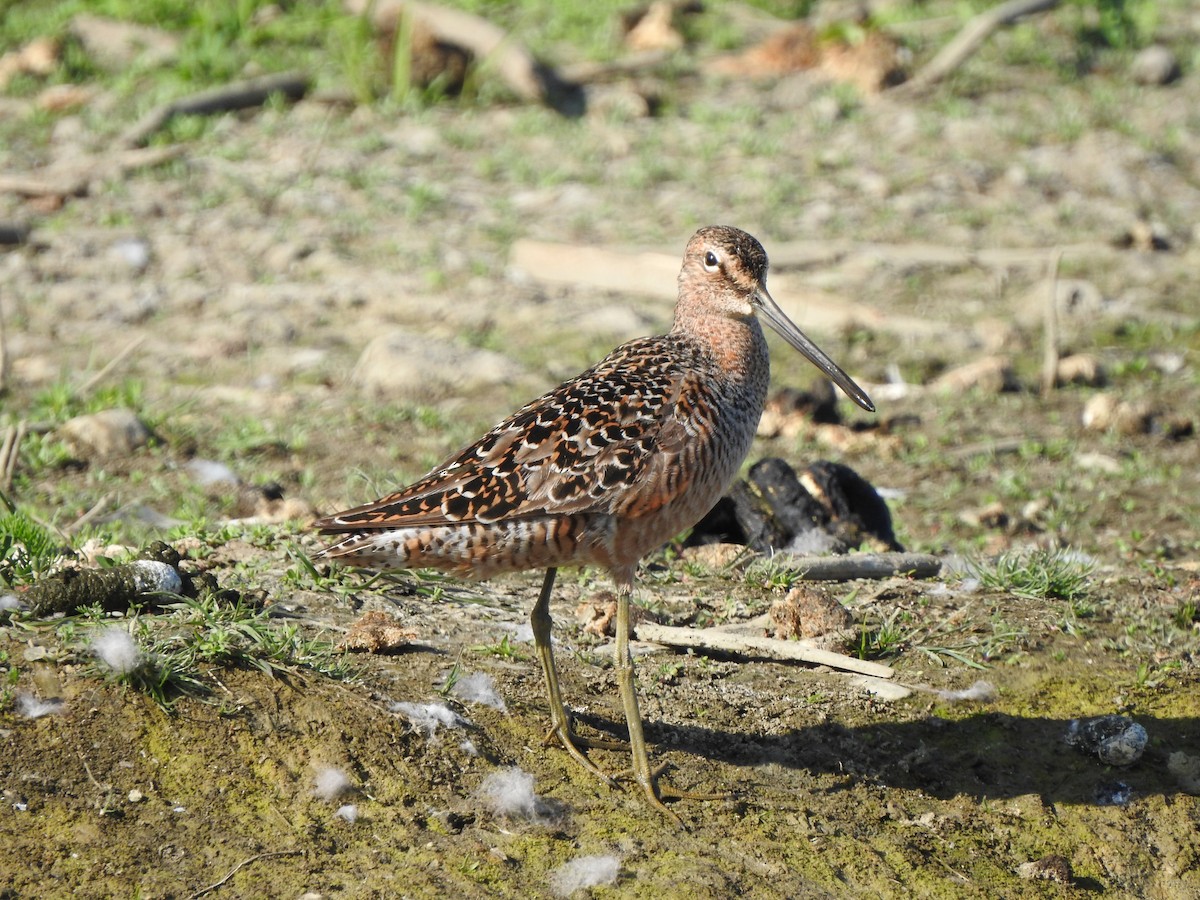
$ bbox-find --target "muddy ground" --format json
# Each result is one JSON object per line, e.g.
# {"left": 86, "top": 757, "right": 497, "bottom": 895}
{"left": 2, "top": 6, "right": 1200, "bottom": 899}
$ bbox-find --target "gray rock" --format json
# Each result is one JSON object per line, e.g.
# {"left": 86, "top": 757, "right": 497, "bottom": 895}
{"left": 1130, "top": 45, "right": 1180, "bottom": 86}
{"left": 351, "top": 329, "right": 528, "bottom": 402}
{"left": 59, "top": 409, "right": 153, "bottom": 458}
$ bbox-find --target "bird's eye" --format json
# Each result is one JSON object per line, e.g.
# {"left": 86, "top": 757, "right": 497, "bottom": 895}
{"left": 703, "top": 251, "right": 719, "bottom": 271}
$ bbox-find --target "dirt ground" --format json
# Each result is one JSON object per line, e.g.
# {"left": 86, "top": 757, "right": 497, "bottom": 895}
{"left": 2, "top": 7, "right": 1200, "bottom": 899}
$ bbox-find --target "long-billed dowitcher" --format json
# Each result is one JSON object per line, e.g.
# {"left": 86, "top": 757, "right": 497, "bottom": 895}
{"left": 314, "top": 225, "right": 874, "bottom": 823}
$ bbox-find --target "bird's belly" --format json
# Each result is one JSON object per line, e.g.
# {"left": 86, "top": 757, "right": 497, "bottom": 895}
{"left": 325, "top": 514, "right": 615, "bottom": 578}
{"left": 608, "top": 463, "right": 737, "bottom": 568}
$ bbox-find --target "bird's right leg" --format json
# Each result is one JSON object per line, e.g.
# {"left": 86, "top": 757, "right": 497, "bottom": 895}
{"left": 530, "top": 567, "right": 622, "bottom": 787}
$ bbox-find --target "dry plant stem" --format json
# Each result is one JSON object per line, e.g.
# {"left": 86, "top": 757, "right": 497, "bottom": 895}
{"left": 1, "top": 421, "right": 26, "bottom": 491}
{"left": 1041, "top": 249, "right": 1064, "bottom": 398}
{"left": 0, "top": 146, "right": 187, "bottom": 200}
{"left": 120, "top": 72, "right": 311, "bottom": 148}
{"left": 635, "top": 622, "right": 895, "bottom": 679}
{"left": 74, "top": 335, "right": 146, "bottom": 400}
{"left": 186, "top": 850, "right": 306, "bottom": 900}
{"left": 902, "top": 0, "right": 1061, "bottom": 92}
{"left": 0, "top": 291, "right": 7, "bottom": 395}
{"left": 65, "top": 492, "right": 115, "bottom": 535}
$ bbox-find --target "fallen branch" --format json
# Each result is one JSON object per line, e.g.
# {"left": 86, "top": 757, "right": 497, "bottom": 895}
{"left": 343, "top": 0, "right": 581, "bottom": 113}
{"left": 0, "top": 175, "right": 88, "bottom": 198}
{"left": 509, "top": 237, "right": 1119, "bottom": 346}
{"left": 771, "top": 552, "right": 942, "bottom": 582}
{"left": 901, "top": 0, "right": 1060, "bottom": 93}
{"left": 559, "top": 49, "right": 673, "bottom": 84}
{"left": 0, "top": 145, "right": 185, "bottom": 200}
{"left": 765, "top": 238, "right": 1118, "bottom": 271}
{"left": 635, "top": 621, "right": 895, "bottom": 679}
{"left": 120, "top": 71, "right": 311, "bottom": 148}
{"left": 510, "top": 238, "right": 956, "bottom": 342}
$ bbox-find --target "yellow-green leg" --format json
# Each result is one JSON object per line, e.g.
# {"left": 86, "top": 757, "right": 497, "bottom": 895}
{"left": 531, "top": 567, "right": 622, "bottom": 787}
{"left": 613, "top": 573, "right": 728, "bottom": 828}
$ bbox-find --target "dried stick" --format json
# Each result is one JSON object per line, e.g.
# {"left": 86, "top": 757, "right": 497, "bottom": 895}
{"left": 65, "top": 492, "right": 115, "bottom": 535}
{"left": 774, "top": 552, "right": 942, "bottom": 582}
{"left": 1, "top": 421, "right": 26, "bottom": 491}
{"left": 120, "top": 71, "right": 311, "bottom": 148}
{"left": 0, "top": 288, "right": 7, "bottom": 394}
{"left": 187, "top": 850, "right": 305, "bottom": 900}
{"left": 1041, "top": 248, "right": 1064, "bottom": 398}
{"left": 0, "top": 146, "right": 186, "bottom": 200}
{"left": 73, "top": 335, "right": 146, "bottom": 400}
{"left": 635, "top": 622, "right": 894, "bottom": 678}
{"left": 901, "top": 0, "right": 1060, "bottom": 93}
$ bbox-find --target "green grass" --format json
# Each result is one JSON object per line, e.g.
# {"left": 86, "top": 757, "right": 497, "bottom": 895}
{"left": 0, "top": 501, "right": 64, "bottom": 588}
{"left": 972, "top": 548, "right": 1094, "bottom": 602}
{"left": 82, "top": 590, "right": 354, "bottom": 710}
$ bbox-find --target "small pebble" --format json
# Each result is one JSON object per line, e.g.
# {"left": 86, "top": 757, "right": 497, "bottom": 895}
{"left": 1130, "top": 45, "right": 1180, "bottom": 85}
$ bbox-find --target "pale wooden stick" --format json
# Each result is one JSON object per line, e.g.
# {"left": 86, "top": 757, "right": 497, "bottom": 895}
{"left": 902, "top": 0, "right": 1061, "bottom": 93}
{"left": 73, "top": 335, "right": 146, "bottom": 400}
{"left": 1, "top": 421, "right": 25, "bottom": 491}
{"left": 0, "top": 288, "right": 7, "bottom": 394}
{"left": 635, "top": 621, "right": 895, "bottom": 679}
{"left": 1041, "top": 248, "right": 1064, "bottom": 398}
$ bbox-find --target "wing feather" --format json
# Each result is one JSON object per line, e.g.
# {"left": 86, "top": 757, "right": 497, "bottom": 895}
{"left": 314, "top": 336, "right": 708, "bottom": 534}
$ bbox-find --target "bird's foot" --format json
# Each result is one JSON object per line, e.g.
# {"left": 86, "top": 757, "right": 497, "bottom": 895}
{"left": 616, "top": 761, "right": 732, "bottom": 829}
{"left": 542, "top": 722, "right": 622, "bottom": 789}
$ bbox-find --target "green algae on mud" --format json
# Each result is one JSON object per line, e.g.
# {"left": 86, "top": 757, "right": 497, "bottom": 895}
{"left": 1, "top": 604, "right": 1197, "bottom": 898}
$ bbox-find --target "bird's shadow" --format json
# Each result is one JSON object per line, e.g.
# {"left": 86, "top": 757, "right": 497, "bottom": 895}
{"left": 574, "top": 709, "right": 1199, "bottom": 806}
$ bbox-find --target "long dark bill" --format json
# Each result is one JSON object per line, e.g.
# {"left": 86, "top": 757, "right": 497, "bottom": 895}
{"left": 755, "top": 286, "right": 875, "bottom": 413}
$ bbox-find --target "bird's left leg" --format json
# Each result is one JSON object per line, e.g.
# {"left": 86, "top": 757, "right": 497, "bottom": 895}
{"left": 530, "top": 567, "right": 622, "bottom": 787}
{"left": 612, "top": 572, "right": 728, "bottom": 827}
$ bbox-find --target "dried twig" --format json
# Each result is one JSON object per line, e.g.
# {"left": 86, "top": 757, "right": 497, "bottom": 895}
{"left": 120, "top": 71, "right": 311, "bottom": 148}
{"left": 73, "top": 335, "right": 146, "bottom": 400}
{"left": 1, "top": 421, "right": 26, "bottom": 491}
{"left": 1041, "top": 248, "right": 1064, "bottom": 398}
{"left": 0, "top": 289, "right": 7, "bottom": 394}
{"left": 0, "top": 145, "right": 186, "bottom": 200}
{"left": 900, "top": 0, "right": 1060, "bottom": 93}
{"left": 771, "top": 552, "right": 942, "bottom": 582}
{"left": 186, "top": 850, "right": 305, "bottom": 900}
{"left": 636, "top": 621, "right": 895, "bottom": 679}
{"left": 65, "top": 492, "right": 116, "bottom": 535}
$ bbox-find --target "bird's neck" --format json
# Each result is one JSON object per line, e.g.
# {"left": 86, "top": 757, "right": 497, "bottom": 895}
{"left": 670, "top": 310, "right": 771, "bottom": 388}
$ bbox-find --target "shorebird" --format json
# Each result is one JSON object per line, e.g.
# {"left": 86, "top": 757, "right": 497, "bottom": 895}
{"left": 314, "top": 226, "right": 874, "bottom": 823}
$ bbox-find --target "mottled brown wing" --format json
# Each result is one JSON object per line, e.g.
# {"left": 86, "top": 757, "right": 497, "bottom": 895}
{"left": 314, "top": 337, "right": 701, "bottom": 534}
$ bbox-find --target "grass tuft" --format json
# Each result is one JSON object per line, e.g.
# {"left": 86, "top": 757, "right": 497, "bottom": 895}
{"left": 972, "top": 548, "right": 1094, "bottom": 602}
